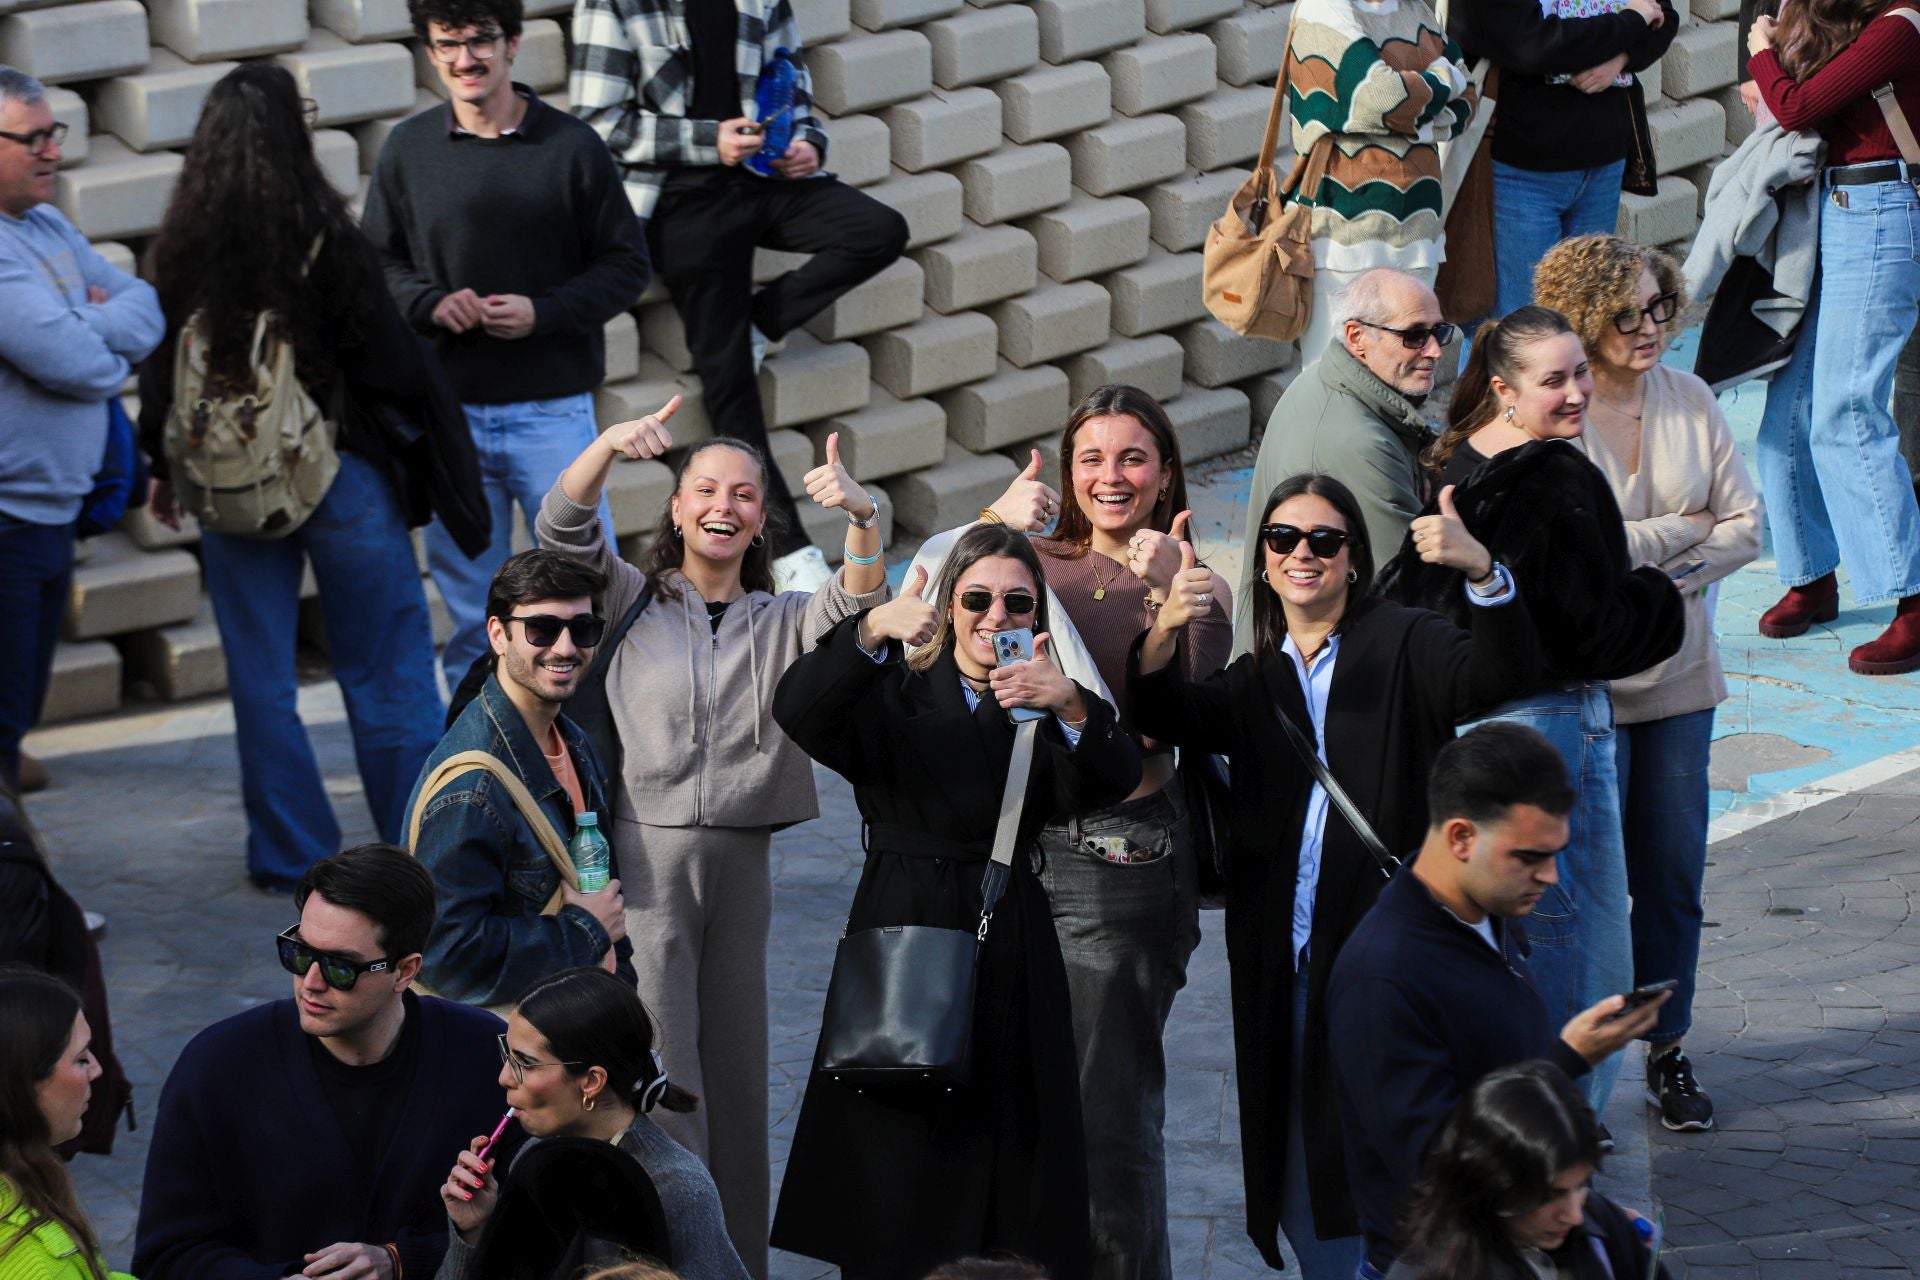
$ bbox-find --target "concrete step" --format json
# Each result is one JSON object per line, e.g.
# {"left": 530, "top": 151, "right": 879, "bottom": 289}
{"left": 1018, "top": 191, "right": 1151, "bottom": 283}
{"left": 804, "top": 256, "right": 929, "bottom": 341}
{"left": 38, "top": 641, "right": 121, "bottom": 726}
{"left": 1647, "top": 96, "right": 1726, "bottom": 176}
{"left": 757, "top": 333, "right": 873, "bottom": 427}
{"left": 1178, "top": 82, "right": 1273, "bottom": 170}
{"left": 1661, "top": 20, "right": 1737, "bottom": 98}
{"left": 1209, "top": 7, "right": 1289, "bottom": 86}
{"left": 990, "top": 277, "right": 1112, "bottom": 367}
{"left": 1166, "top": 382, "right": 1251, "bottom": 460}
{"left": 55, "top": 134, "right": 184, "bottom": 241}
{"left": 926, "top": 5, "right": 1039, "bottom": 89}
{"left": 1103, "top": 31, "right": 1216, "bottom": 116}
{"left": 1177, "top": 315, "right": 1293, "bottom": 387}
{"left": 865, "top": 167, "right": 965, "bottom": 248}
{"left": 912, "top": 222, "right": 1039, "bottom": 312}
{"left": 91, "top": 48, "right": 236, "bottom": 153}
{"left": 149, "top": 0, "right": 306, "bottom": 62}
{"left": 66, "top": 532, "right": 200, "bottom": 641}
{"left": 994, "top": 59, "right": 1111, "bottom": 143}
{"left": 277, "top": 30, "right": 416, "bottom": 127}
{"left": 810, "top": 386, "right": 948, "bottom": 480}
{"left": 1065, "top": 112, "right": 1188, "bottom": 196}
{"left": 955, "top": 141, "right": 1073, "bottom": 225}
{"left": 603, "top": 456, "right": 676, "bottom": 539}
{"left": 1103, "top": 245, "right": 1205, "bottom": 336}
{"left": 884, "top": 86, "right": 1003, "bottom": 172}
{"left": 889, "top": 440, "right": 1020, "bottom": 535}
{"left": 1144, "top": 167, "right": 1247, "bottom": 253}
{"left": 0, "top": 0, "right": 147, "bottom": 84}
{"left": 120, "top": 601, "right": 226, "bottom": 701}
{"left": 809, "top": 29, "right": 933, "bottom": 116}
{"left": 863, "top": 308, "right": 1001, "bottom": 397}
{"left": 819, "top": 112, "right": 892, "bottom": 188}
{"left": 937, "top": 359, "right": 1071, "bottom": 451}
{"left": 1062, "top": 332, "right": 1185, "bottom": 403}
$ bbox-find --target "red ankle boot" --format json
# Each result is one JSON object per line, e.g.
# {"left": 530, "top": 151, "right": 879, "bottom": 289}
{"left": 1849, "top": 595, "right": 1920, "bottom": 675}
{"left": 1758, "top": 573, "right": 1839, "bottom": 639}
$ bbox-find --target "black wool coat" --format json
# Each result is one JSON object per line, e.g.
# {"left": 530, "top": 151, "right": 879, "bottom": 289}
{"left": 1127, "top": 596, "right": 1541, "bottom": 1265}
{"left": 769, "top": 615, "right": 1141, "bottom": 1280}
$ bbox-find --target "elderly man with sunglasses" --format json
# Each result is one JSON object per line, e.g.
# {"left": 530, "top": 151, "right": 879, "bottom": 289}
{"left": 407, "top": 548, "right": 634, "bottom": 1008}
{"left": 136, "top": 844, "right": 519, "bottom": 1280}
{"left": 1234, "top": 268, "right": 1454, "bottom": 657}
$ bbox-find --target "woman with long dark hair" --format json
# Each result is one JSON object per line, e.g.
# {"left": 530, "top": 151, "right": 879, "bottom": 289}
{"left": 1379, "top": 306, "right": 1683, "bottom": 1114}
{"left": 532, "top": 411, "right": 886, "bottom": 1277}
{"left": 1127, "top": 473, "right": 1537, "bottom": 1278}
{"left": 438, "top": 967, "right": 746, "bottom": 1280}
{"left": 1389, "top": 1061, "right": 1669, "bottom": 1280}
{"left": 769, "top": 523, "right": 1141, "bottom": 1280}
{"left": 139, "top": 63, "right": 485, "bottom": 892}
{"left": 1746, "top": 0, "right": 1920, "bottom": 673}
{"left": 914, "top": 384, "right": 1231, "bottom": 1279}
{"left": 0, "top": 966, "right": 118, "bottom": 1280}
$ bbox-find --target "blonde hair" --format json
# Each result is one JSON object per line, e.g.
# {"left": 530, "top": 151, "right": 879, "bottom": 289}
{"left": 1531, "top": 234, "right": 1686, "bottom": 360}
{"left": 581, "top": 1263, "right": 681, "bottom": 1280}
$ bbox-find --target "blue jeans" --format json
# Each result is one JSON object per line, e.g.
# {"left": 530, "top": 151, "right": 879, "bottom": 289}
{"left": 1755, "top": 174, "right": 1920, "bottom": 603}
{"left": 1617, "top": 709, "right": 1713, "bottom": 1045}
{"left": 0, "top": 512, "right": 75, "bottom": 790}
{"left": 1490, "top": 160, "right": 1627, "bottom": 317}
{"left": 201, "top": 452, "right": 443, "bottom": 886}
{"left": 1468, "top": 681, "right": 1633, "bottom": 1110}
{"left": 426, "top": 392, "right": 611, "bottom": 687}
{"left": 1282, "top": 965, "right": 1363, "bottom": 1280}
{"left": 1036, "top": 785, "right": 1201, "bottom": 1280}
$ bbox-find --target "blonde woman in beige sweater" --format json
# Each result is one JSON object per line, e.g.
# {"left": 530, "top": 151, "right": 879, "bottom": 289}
{"left": 1535, "top": 234, "right": 1762, "bottom": 1137}
{"left": 534, "top": 399, "right": 888, "bottom": 1279}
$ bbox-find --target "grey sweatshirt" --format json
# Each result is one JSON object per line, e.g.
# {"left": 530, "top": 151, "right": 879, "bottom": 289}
{"left": 0, "top": 204, "right": 163, "bottom": 524}
{"left": 536, "top": 482, "right": 887, "bottom": 828}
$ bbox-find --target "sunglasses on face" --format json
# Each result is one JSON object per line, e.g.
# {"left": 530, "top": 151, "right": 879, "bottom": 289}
{"left": 1611, "top": 291, "right": 1679, "bottom": 334}
{"left": 1260, "top": 524, "right": 1351, "bottom": 558}
{"left": 276, "top": 925, "right": 394, "bottom": 991}
{"left": 506, "top": 613, "right": 607, "bottom": 648}
{"left": 1356, "top": 320, "right": 1458, "bottom": 350}
{"left": 956, "top": 589, "right": 1037, "bottom": 616}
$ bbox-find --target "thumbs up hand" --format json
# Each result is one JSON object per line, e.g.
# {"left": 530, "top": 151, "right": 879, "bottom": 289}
{"left": 1153, "top": 534, "right": 1219, "bottom": 633}
{"left": 803, "top": 430, "right": 877, "bottom": 522}
{"left": 601, "top": 395, "right": 680, "bottom": 460}
{"left": 1409, "top": 485, "right": 1495, "bottom": 581}
{"left": 858, "top": 563, "right": 940, "bottom": 650}
{"left": 983, "top": 448, "right": 1063, "bottom": 533}
{"left": 1126, "top": 509, "right": 1197, "bottom": 595}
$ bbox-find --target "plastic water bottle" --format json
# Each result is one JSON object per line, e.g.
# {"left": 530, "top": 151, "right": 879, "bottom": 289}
{"left": 570, "top": 812, "right": 612, "bottom": 893}
{"left": 746, "top": 49, "right": 797, "bottom": 177}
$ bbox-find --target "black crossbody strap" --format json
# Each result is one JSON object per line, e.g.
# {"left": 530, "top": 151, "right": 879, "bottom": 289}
{"left": 1274, "top": 707, "right": 1402, "bottom": 881}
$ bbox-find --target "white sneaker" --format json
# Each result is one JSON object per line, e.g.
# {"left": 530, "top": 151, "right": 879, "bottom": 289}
{"left": 771, "top": 545, "right": 833, "bottom": 594}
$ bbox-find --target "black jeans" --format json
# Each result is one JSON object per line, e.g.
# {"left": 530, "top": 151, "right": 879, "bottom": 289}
{"left": 648, "top": 168, "right": 907, "bottom": 555}
{"left": 0, "top": 513, "right": 76, "bottom": 790}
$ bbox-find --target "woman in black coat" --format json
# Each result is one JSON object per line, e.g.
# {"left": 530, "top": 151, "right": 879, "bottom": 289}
{"left": 1128, "top": 473, "right": 1539, "bottom": 1279}
{"left": 769, "top": 523, "right": 1141, "bottom": 1280}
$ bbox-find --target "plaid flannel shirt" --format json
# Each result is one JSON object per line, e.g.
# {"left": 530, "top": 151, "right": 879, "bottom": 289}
{"left": 570, "top": 0, "right": 831, "bottom": 220}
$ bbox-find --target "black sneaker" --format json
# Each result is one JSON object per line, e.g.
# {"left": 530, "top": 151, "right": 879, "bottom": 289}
{"left": 1646, "top": 1048, "right": 1714, "bottom": 1131}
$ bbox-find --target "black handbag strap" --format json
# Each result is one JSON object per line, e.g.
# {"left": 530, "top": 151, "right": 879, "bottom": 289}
{"left": 978, "top": 719, "right": 1039, "bottom": 938}
{"left": 1274, "top": 706, "right": 1402, "bottom": 881}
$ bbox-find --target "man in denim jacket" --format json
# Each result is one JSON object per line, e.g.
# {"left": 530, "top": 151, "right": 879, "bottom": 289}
{"left": 408, "top": 549, "right": 632, "bottom": 1006}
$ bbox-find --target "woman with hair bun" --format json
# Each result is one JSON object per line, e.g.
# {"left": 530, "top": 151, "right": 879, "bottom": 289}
{"left": 437, "top": 966, "right": 747, "bottom": 1280}
{"left": 1379, "top": 305, "right": 1684, "bottom": 1114}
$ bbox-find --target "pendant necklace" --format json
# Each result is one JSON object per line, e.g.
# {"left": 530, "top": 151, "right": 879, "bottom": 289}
{"left": 1090, "top": 550, "right": 1123, "bottom": 601}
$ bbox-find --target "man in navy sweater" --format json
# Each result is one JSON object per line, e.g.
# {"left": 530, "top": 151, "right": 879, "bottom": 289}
{"left": 1327, "top": 724, "right": 1666, "bottom": 1279}
{"left": 136, "top": 845, "right": 517, "bottom": 1280}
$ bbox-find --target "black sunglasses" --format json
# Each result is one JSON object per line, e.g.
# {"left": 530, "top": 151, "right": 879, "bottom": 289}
{"left": 1260, "top": 524, "right": 1351, "bottom": 558}
{"left": 956, "top": 589, "right": 1037, "bottom": 616}
{"left": 0, "top": 122, "right": 68, "bottom": 156}
{"left": 1355, "top": 320, "right": 1457, "bottom": 350}
{"left": 507, "top": 613, "right": 607, "bottom": 648}
{"left": 277, "top": 925, "right": 394, "bottom": 991}
{"left": 1611, "top": 291, "right": 1679, "bottom": 334}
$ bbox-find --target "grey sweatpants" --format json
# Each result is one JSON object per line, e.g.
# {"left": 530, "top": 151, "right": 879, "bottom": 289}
{"left": 617, "top": 819, "right": 774, "bottom": 1280}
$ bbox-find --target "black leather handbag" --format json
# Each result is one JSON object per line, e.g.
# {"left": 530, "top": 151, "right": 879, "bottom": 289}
{"left": 814, "top": 720, "right": 1038, "bottom": 1088}
{"left": 1180, "top": 749, "right": 1233, "bottom": 909}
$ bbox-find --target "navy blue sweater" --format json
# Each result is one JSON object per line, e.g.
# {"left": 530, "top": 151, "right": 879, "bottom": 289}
{"left": 135, "top": 993, "right": 513, "bottom": 1280}
{"left": 1326, "top": 869, "right": 1590, "bottom": 1271}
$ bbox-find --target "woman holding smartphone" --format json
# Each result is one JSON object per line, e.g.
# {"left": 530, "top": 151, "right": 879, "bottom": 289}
{"left": 769, "top": 524, "right": 1141, "bottom": 1280}
{"left": 1128, "top": 473, "right": 1537, "bottom": 1278}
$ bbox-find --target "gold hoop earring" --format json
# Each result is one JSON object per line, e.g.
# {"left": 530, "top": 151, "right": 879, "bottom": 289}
{"left": 582, "top": 1092, "right": 596, "bottom": 1111}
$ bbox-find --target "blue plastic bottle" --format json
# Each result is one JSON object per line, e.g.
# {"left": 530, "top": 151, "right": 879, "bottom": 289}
{"left": 746, "top": 48, "right": 797, "bottom": 176}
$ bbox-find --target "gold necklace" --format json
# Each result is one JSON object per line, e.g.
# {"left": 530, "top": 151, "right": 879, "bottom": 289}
{"left": 1089, "top": 549, "right": 1124, "bottom": 601}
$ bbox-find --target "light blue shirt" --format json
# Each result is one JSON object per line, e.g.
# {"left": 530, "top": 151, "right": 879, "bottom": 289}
{"left": 854, "top": 634, "right": 1084, "bottom": 746}
{"left": 1287, "top": 564, "right": 1516, "bottom": 972}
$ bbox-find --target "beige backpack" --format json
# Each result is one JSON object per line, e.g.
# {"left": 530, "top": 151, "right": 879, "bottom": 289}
{"left": 164, "top": 306, "right": 339, "bottom": 539}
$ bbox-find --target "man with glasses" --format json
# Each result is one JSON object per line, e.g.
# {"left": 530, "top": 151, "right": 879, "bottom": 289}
{"left": 407, "top": 548, "right": 632, "bottom": 1007}
{"left": 363, "top": 0, "right": 650, "bottom": 692}
{"left": 1234, "top": 267, "right": 1453, "bottom": 656}
{"left": 135, "top": 844, "right": 516, "bottom": 1280}
{"left": 0, "top": 65, "right": 162, "bottom": 793}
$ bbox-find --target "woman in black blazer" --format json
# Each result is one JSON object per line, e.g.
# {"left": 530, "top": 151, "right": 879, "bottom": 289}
{"left": 769, "top": 523, "right": 1141, "bottom": 1280}
{"left": 1128, "top": 473, "right": 1539, "bottom": 1280}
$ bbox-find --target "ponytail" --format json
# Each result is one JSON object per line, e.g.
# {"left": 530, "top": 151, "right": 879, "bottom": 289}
{"left": 1422, "top": 307, "right": 1577, "bottom": 473}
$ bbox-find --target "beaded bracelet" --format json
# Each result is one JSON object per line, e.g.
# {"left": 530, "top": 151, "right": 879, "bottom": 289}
{"left": 844, "top": 545, "right": 882, "bottom": 565}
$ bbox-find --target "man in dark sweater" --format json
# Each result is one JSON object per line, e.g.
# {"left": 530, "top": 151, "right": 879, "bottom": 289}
{"left": 1327, "top": 724, "right": 1665, "bottom": 1279}
{"left": 135, "top": 845, "right": 517, "bottom": 1280}
{"left": 363, "top": 0, "right": 649, "bottom": 689}
{"left": 570, "top": 0, "right": 908, "bottom": 593}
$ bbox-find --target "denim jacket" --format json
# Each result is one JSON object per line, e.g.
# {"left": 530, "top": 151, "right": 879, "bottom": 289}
{"left": 408, "top": 673, "right": 624, "bottom": 1007}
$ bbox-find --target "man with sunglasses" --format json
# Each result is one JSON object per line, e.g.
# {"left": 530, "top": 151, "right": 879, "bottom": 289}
{"left": 408, "top": 549, "right": 633, "bottom": 1008}
{"left": 0, "top": 65, "right": 162, "bottom": 793}
{"left": 1234, "top": 268, "right": 1452, "bottom": 656}
{"left": 363, "top": 0, "right": 650, "bottom": 692}
{"left": 136, "top": 845, "right": 518, "bottom": 1280}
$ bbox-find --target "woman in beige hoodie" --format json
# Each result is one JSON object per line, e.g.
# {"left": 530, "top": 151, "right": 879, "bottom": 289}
{"left": 534, "top": 399, "right": 888, "bottom": 1279}
{"left": 1535, "top": 234, "right": 1762, "bottom": 1137}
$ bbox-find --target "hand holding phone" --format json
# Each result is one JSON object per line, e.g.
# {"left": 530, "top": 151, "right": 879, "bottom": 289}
{"left": 992, "top": 628, "right": 1050, "bottom": 723}
{"left": 1609, "top": 978, "right": 1678, "bottom": 1019}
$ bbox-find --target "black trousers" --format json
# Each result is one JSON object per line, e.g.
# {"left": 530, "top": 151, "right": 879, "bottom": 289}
{"left": 649, "top": 168, "right": 908, "bottom": 555}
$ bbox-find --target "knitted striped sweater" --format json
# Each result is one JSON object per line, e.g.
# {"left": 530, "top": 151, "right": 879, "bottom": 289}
{"left": 1284, "top": 0, "right": 1476, "bottom": 272}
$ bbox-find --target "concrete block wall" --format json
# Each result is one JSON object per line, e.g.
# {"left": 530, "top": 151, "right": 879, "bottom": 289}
{"left": 25, "top": 0, "right": 1745, "bottom": 725}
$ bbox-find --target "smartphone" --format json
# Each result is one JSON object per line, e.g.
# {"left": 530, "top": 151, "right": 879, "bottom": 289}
{"left": 1609, "top": 978, "right": 1677, "bottom": 1018}
{"left": 992, "top": 628, "right": 1049, "bottom": 724}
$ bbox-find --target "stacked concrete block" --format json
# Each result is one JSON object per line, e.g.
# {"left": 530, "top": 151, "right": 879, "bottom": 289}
{"left": 1661, "top": 21, "right": 1737, "bottom": 98}
{"left": 891, "top": 441, "right": 1020, "bottom": 534}
{"left": 120, "top": 604, "right": 226, "bottom": 702}
{"left": 926, "top": 6, "right": 1039, "bottom": 88}
{"left": 55, "top": 136, "right": 183, "bottom": 239}
{"left": 758, "top": 336, "right": 874, "bottom": 428}
{"left": 811, "top": 387, "right": 949, "bottom": 479}
{"left": 819, "top": 112, "right": 894, "bottom": 186}
{"left": 602, "top": 458, "right": 676, "bottom": 539}
{"left": 1065, "top": 113, "right": 1187, "bottom": 195}
{"left": 41, "top": 643, "right": 122, "bottom": 723}
{"left": 994, "top": 60, "right": 1111, "bottom": 142}
{"left": 278, "top": 33, "right": 415, "bottom": 125}
{"left": 1179, "top": 84, "right": 1274, "bottom": 169}
{"left": 149, "top": 0, "right": 305, "bottom": 61}
{"left": 867, "top": 168, "right": 965, "bottom": 248}
{"left": 852, "top": 0, "right": 964, "bottom": 32}
{"left": 1102, "top": 32, "right": 1215, "bottom": 115}
{"left": 1209, "top": 7, "right": 1288, "bottom": 85}
{"left": 1145, "top": 0, "right": 1242, "bottom": 33}
{"left": 311, "top": 0, "right": 412, "bottom": 44}
{"left": 956, "top": 141, "right": 1073, "bottom": 223}
{"left": 1033, "top": 0, "right": 1145, "bottom": 63}
{"left": 798, "top": 485, "right": 896, "bottom": 560}
{"left": 938, "top": 360, "right": 1071, "bottom": 450}
{"left": 45, "top": 86, "right": 88, "bottom": 165}
{"left": 1166, "top": 384, "right": 1251, "bottom": 460}
{"left": 1617, "top": 175, "right": 1700, "bottom": 248}
{"left": 65, "top": 534, "right": 200, "bottom": 640}
{"left": 810, "top": 30, "right": 933, "bottom": 114}
{"left": 1063, "top": 333, "right": 1184, "bottom": 402}
{"left": 794, "top": 0, "right": 854, "bottom": 46}
{"left": 1104, "top": 247, "right": 1206, "bottom": 335}
{"left": 864, "top": 310, "right": 1001, "bottom": 397}
{"left": 313, "top": 128, "right": 360, "bottom": 196}
{"left": 1648, "top": 96, "right": 1726, "bottom": 175}
{"left": 914, "top": 223, "right": 1039, "bottom": 311}
{"left": 92, "top": 50, "right": 235, "bottom": 152}
{"left": 991, "top": 278, "right": 1111, "bottom": 366}
{"left": 1144, "top": 168, "right": 1245, "bottom": 252}
{"left": 805, "top": 257, "right": 929, "bottom": 340}
{"left": 1178, "top": 316, "right": 1292, "bottom": 387}
{"left": 605, "top": 313, "right": 641, "bottom": 384}
{"left": 884, "top": 87, "right": 1003, "bottom": 171}
{"left": 0, "top": 1, "right": 147, "bottom": 83}
{"left": 1018, "top": 192, "right": 1150, "bottom": 282}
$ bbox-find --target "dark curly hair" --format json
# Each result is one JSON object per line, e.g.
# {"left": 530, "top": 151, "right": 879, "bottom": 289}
{"left": 408, "top": 0, "right": 524, "bottom": 40}
{"left": 149, "top": 63, "right": 377, "bottom": 392}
